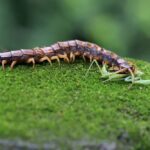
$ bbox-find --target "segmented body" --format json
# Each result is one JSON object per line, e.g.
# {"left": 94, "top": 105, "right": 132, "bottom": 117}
{"left": 0, "top": 40, "right": 134, "bottom": 74}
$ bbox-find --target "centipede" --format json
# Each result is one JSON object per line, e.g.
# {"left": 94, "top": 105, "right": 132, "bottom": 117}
{"left": 0, "top": 40, "right": 149, "bottom": 85}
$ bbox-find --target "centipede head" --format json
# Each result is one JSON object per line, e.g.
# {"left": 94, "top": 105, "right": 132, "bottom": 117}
{"left": 119, "top": 61, "right": 136, "bottom": 74}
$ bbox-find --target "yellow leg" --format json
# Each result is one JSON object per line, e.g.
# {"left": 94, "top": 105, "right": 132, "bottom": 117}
{"left": 70, "top": 52, "right": 75, "bottom": 62}
{"left": 51, "top": 56, "right": 60, "bottom": 65}
{"left": 108, "top": 65, "right": 119, "bottom": 71}
{"left": 58, "top": 53, "right": 69, "bottom": 63}
{"left": 26, "top": 58, "right": 35, "bottom": 68}
{"left": 89, "top": 55, "right": 93, "bottom": 62}
{"left": 127, "top": 69, "right": 135, "bottom": 89}
{"left": 82, "top": 55, "right": 86, "bottom": 62}
{"left": 10, "top": 61, "right": 17, "bottom": 70}
{"left": 39, "top": 56, "right": 52, "bottom": 66}
{"left": 64, "top": 55, "right": 70, "bottom": 63}
{"left": 2, "top": 60, "right": 7, "bottom": 70}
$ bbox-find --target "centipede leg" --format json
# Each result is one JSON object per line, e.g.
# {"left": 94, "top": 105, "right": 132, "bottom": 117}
{"left": 127, "top": 68, "right": 135, "bottom": 89}
{"left": 82, "top": 53, "right": 86, "bottom": 62}
{"left": 128, "top": 69, "right": 135, "bottom": 83}
{"left": 64, "top": 56, "right": 69, "bottom": 63}
{"left": 70, "top": 52, "right": 75, "bottom": 62}
{"left": 51, "top": 56, "right": 60, "bottom": 65}
{"left": 39, "top": 56, "right": 52, "bottom": 66}
{"left": 10, "top": 61, "right": 17, "bottom": 70}
{"left": 2, "top": 60, "right": 7, "bottom": 70}
{"left": 108, "top": 65, "right": 119, "bottom": 71}
{"left": 58, "top": 53, "right": 69, "bottom": 63}
{"left": 89, "top": 55, "right": 93, "bottom": 62}
{"left": 27, "top": 58, "right": 35, "bottom": 68}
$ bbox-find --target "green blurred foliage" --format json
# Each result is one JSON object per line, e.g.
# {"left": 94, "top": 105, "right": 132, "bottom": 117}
{"left": 0, "top": 0, "right": 150, "bottom": 61}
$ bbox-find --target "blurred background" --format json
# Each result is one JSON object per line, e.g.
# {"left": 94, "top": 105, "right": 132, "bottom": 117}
{"left": 0, "top": 0, "right": 150, "bottom": 61}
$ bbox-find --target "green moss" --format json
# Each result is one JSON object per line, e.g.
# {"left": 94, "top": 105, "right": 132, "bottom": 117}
{"left": 0, "top": 59, "right": 150, "bottom": 149}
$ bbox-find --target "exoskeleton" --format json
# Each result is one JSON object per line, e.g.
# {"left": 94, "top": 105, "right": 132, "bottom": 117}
{"left": 0, "top": 40, "right": 149, "bottom": 85}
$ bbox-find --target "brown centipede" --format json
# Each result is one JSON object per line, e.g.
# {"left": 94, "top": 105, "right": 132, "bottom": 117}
{"left": 0, "top": 40, "right": 149, "bottom": 85}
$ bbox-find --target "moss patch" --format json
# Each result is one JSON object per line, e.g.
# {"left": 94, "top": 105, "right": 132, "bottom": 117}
{"left": 0, "top": 59, "right": 150, "bottom": 149}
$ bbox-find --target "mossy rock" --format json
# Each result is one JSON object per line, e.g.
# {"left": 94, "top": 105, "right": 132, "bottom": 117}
{"left": 0, "top": 59, "right": 150, "bottom": 149}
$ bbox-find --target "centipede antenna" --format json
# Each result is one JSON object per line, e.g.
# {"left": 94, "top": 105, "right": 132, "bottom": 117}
{"left": 85, "top": 59, "right": 102, "bottom": 76}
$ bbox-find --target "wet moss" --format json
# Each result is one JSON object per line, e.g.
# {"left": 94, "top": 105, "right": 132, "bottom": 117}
{"left": 0, "top": 59, "right": 150, "bottom": 149}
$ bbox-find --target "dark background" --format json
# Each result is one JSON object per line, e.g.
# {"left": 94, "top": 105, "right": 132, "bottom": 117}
{"left": 0, "top": 0, "right": 150, "bottom": 61}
